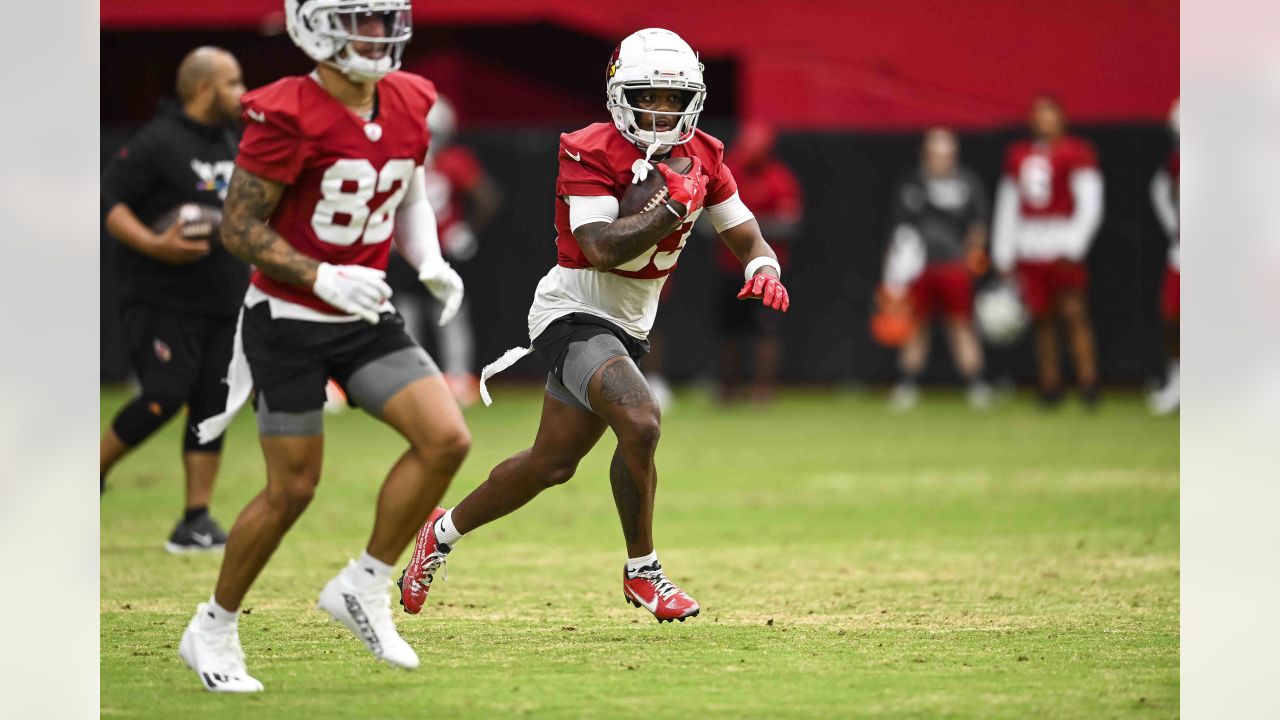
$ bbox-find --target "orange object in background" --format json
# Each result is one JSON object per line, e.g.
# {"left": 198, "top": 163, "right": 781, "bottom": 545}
{"left": 870, "top": 286, "right": 917, "bottom": 348}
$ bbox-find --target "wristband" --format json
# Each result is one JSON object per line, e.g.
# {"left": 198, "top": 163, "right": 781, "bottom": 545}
{"left": 744, "top": 256, "right": 781, "bottom": 282}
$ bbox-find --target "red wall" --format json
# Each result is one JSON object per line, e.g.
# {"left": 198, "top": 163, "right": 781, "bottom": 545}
{"left": 101, "top": 0, "right": 1178, "bottom": 130}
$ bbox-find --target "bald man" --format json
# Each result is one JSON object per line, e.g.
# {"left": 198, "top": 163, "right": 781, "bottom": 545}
{"left": 101, "top": 47, "right": 250, "bottom": 553}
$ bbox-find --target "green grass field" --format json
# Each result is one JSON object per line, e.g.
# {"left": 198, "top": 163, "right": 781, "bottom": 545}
{"left": 100, "top": 385, "right": 1178, "bottom": 719}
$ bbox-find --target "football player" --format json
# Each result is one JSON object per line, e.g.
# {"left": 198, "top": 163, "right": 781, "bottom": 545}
{"left": 715, "top": 120, "right": 803, "bottom": 404}
{"left": 992, "top": 95, "right": 1104, "bottom": 407}
{"left": 1149, "top": 100, "right": 1180, "bottom": 415}
{"left": 398, "top": 28, "right": 790, "bottom": 623}
{"left": 885, "top": 128, "right": 992, "bottom": 411}
{"left": 176, "top": 0, "right": 469, "bottom": 693}
{"left": 387, "top": 94, "right": 502, "bottom": 406}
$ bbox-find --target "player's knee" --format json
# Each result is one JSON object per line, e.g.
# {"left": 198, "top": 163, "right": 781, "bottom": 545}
{"left": 539, "top": 455, "right": 581, "bottom": 487}
{"left": 418, "top": 425, "right": 471, "bottom": 467}
{"left": 111, "top": 394, "right": 184, "bottom": 446}
{"left": 268, "top": 475, "right": 319, "bottom": 517}
{"left": 618, "top": 412, "right": 661, "bottom": 457}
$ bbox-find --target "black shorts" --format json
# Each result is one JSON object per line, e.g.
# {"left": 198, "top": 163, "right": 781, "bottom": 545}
{"left": 532, "top": 313, "right": 649, "bottom": 385}
{"left": 121, "top": 303, "right": 236, "bottom": 422}
{"left": 241, "top": 303, "right": 435, "bottom": 417}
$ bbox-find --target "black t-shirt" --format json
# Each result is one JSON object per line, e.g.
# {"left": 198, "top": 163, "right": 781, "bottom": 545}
{"left": 101, "top": 101, "right": 249, "bottom": 317}
{"left": 890, "top": 166, "right": 989, "bottom": 264}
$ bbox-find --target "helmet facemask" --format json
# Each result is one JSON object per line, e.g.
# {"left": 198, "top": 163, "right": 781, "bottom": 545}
{"left": 610, "top": 83, "right": 706, "bottom": 154}
{"left": 289, "top": 1, "right": 412, "bottom": 82}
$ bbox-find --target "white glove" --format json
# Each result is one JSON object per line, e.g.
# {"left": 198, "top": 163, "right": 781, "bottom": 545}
{"left": 418, "top": 260, "right": 465, "bottom": 326}
{"left": 312, "top": 262, "right": 391, "bottom": 324}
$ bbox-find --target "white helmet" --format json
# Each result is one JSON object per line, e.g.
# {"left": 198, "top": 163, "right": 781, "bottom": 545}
{"left": 427, "top": 93, "right": 456, "bottom": 149}
{"left": 606, "top": 28, "right": 706, "bottom": 153}
{"left": 286, "top": 0, "right": 412, "bottom": 83}
{"left": 975, "top": 281, "right": 1030, "bottom": 346}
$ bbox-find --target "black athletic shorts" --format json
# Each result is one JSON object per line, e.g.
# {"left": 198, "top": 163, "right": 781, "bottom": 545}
{"left": 120, "top": 303, "right": 236, "bottom": 420}
{"left": 532, "top": 312, "right": 650, "bottom": 387}
{"left": 241, "top": 303, "right": 427, "bottom": 415}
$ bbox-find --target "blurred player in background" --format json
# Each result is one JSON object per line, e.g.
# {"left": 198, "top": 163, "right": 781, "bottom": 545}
{"left": 992, "top": 95, "right": 1104, "bottom": 407}
{"left": 177, "top": 0, "right": 469, "bottom": 692}
{"left": 99, "top": 47, "right": 247, "bottom": 553}
{"left": 399, "top": 28, "right": 790, "bottom": 624}
{"left": 884, "top": 128, "right": 991, "bottom": 411}
{"left": 387, "top": 94, "right": 502, "bottom": 406}
{"left": 715, "top": 120, "right": 802, "bottom": 403}
{"left": 1149, "top": 100, "right": 1180, "bottom": 415}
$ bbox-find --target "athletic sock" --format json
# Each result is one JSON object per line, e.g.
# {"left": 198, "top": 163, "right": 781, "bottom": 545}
{"left": 352, "top": 550, "right": 393, "bottom": 589}
{"left": 183, "top": 506, "right": 209, "bottom": 524}
{"left": 435, "top": 508, "right": 462, "bottom": 547}
{"left": 626, "top": 551, "right": 659, "bottom": 576}
{"left": 198, "top": 596, "right": 239, "bottom": 630}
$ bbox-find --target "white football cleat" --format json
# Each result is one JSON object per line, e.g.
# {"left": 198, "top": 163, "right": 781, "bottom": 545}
{"left": 889, "top": 382, "right": 920, "bottom": 412}
{"left": 318, "top": 560, "right": 420, "bottom": 669}
{"left": 178, "top": 604, "right": 264, "bottom": 693}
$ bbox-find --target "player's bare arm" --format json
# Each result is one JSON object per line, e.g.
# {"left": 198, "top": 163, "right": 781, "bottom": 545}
{"left": 573, "top": 211, "right": 681, "bottom": 271}
{"left": 220, "top": 167, "right": 319, "bottom": 286}
{"left": 718, "top": 219, "right": 780, "bottom": 278}
{"left": 720, "top": 218, "right": 789, "bottom": 310}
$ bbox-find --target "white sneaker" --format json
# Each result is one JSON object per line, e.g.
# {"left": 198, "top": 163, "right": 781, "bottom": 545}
{"left": 889, "top": 383, "right": 920, "bottom": 412}
{"left": 317, "top": 561, "right": 420, "bottom": 669}
{"left": 967, "top": 382, "right": 994, "bottom": 411}
{"left": 178, "top": 604, "right": 264, "bottom": 693}
{"left": 1148, "top": 382, "right": 1179, "bottom": 415}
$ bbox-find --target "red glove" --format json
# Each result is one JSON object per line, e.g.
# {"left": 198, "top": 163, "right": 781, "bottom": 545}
{"left": 737, "top": 272, "right": 790, "bottom": 312}
{"left": 656, "top": 158, "right": 708, "bottom": 218}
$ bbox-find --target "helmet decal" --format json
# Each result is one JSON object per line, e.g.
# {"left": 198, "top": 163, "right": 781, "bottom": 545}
{"left": 605, "top": 28, "right": 707, "bottom": 152}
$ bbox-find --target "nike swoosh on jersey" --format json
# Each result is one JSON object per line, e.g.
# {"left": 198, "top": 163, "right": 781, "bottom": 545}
{"left": 247, "top": 109, "right": 265, "bottom": 123}
{"left": 565, "top": 149, "right": 581, "bottom": 162}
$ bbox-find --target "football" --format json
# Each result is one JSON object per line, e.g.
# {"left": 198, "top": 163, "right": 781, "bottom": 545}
{"left": 618, "top": 156, "right": 693, "bottom": 217}
{"left": 151, "top": 203, "right": 223, "bottom": 244}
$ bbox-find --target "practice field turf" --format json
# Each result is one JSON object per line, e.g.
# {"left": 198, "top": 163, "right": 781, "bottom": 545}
{"left": 100, "top": 386, "right": 1178, "bottom": 718}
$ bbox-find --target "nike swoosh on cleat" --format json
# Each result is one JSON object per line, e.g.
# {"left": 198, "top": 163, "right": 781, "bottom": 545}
{"left": 629, "top": 589, "right": 659, "bottom": 614}
{"left": 565, "top": 149, "right": 581, "bottom": 161}
{"left": 192, "top": 532, "right": 214, "bottom": 546}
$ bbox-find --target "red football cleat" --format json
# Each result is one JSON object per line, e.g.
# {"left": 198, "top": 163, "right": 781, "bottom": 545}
{"left": 623, "top": 563, "right": 700, "bottom": 623}
{"left": 398, "top": 507, "right": 450, "bottom": 614}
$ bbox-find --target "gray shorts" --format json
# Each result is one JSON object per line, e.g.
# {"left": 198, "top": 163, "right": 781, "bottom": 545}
{"left": 544, "top": 332, "right": 632, "bottom": 414}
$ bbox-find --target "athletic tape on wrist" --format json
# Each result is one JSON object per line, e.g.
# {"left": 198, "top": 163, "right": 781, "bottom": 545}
{"left": 744, "top": 256, "right": 781, "bottom": 282}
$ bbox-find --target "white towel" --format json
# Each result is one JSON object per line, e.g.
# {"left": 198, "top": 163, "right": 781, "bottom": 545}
{"left": 478, "top": 345, "right": 533, "bottom": 406}
{"left": 194, "top": 307, "right": 253, "bottom": 444}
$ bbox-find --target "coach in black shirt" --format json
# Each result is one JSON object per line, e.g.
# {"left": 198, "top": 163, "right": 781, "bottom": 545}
{"left": 883, "top": 128, "right": 992, "bottom": 411}
{"left": 100, "top": 47, "right": 249, "bottom": 553}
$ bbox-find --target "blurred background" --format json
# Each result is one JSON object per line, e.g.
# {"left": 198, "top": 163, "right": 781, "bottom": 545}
{"left": 99, "top": 0, "right": 1178, "bottom": 392}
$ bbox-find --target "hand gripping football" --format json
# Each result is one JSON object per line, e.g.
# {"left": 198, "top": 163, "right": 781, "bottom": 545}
{"left": 618, "top": 157, "right": 694, "bottom": 217}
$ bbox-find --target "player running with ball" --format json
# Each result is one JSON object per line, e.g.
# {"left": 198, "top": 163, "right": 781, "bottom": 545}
{"left": 398, "top": 28, "right": 790, "bottom": 623}
{"left": 176, "top": 0, "right": 469, "bottom": 693}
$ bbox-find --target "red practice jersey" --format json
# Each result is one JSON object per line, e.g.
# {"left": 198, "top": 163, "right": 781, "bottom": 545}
{"left": 554, "top": 123, "right": 738, "bottom": 279}
{"left": 424, "top": 145, "right": 484, "bottom": 256}
{"left": 1002, "top": 135, "right": 1098, "bottom": 219}
{"left": 236, "top": 71, "right": 436, "bottom": 314}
